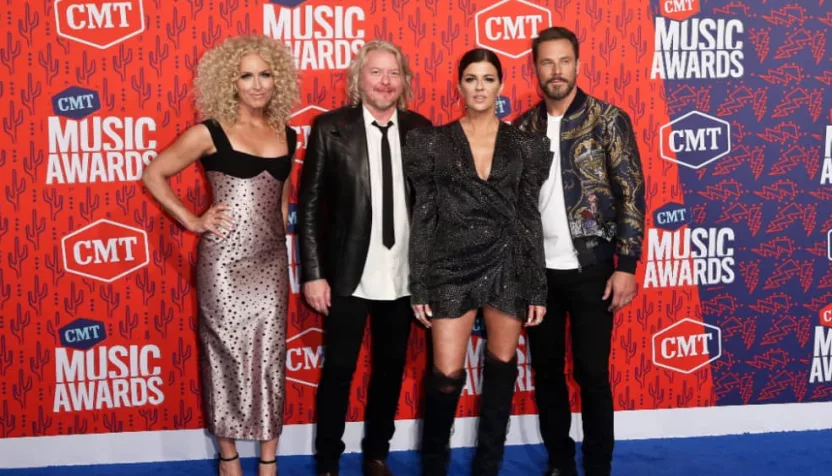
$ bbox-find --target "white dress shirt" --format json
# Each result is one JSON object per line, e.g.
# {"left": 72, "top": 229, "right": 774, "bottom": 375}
{"left": 539, "top": 114, "right": 580, "bottom": 270}
{"left": 352, "top": 106, "right": 411, "bottom": 300}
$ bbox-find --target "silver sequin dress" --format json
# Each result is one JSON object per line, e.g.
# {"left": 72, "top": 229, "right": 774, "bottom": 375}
{"left": 403, "top": 121, "right": 552, "bottom": 320}
{"left": 196, "top": 119, "right": 295, "bottom": 440}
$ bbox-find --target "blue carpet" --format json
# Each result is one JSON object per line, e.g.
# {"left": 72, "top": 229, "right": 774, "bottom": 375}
{"left": 4, "top": 430, "right": 832, "bottom": 475}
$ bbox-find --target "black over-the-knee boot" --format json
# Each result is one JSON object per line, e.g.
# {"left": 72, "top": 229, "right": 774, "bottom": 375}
{"left": 472, "top": 351, "right": 518, "bottom": 476}
{"left": 420, "top": 367, "right": 466, "bottom": 476}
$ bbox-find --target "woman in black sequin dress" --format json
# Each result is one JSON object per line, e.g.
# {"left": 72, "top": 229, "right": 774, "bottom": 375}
{"left": 403, "top": 49, "right": 552, "bottom": 476}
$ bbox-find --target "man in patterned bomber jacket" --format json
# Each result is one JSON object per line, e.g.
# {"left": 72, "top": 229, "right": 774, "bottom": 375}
{"left": 513, "top": 27, "right": 646, "bottom": 476}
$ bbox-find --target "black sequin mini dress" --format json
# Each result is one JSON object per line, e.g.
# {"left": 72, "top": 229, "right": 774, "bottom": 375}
{"left": 403, "top": 121, "right": 552, "bottom": 321}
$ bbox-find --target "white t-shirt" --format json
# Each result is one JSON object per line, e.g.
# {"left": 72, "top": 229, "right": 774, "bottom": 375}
{"left": 539, "top": 114, "right": 580, "bottom": 270}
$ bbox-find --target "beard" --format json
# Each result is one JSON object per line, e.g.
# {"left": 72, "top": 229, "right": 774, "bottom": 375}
{"left": 361, "top": 86, "right": 401, "bottom": 112}
{"left": 540, "top": 76, "right": 576, "bottom": 101}
{"left": 365, "top": 97, "right": 398, "bottom": 111}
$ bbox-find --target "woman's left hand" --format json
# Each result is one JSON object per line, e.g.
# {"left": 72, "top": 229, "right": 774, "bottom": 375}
{"left": 525, "top": 305, "right": 546, "bottom": 327}
{"left": 412, "top": 304, "right": 433, "bottom": 328}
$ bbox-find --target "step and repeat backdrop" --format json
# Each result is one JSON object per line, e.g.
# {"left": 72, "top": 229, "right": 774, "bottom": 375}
{"left": 0, "top": 0, "right": 831, "bottom": 458}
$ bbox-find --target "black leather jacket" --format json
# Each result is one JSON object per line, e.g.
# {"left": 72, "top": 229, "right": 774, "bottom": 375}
{"left": 512, "top": 88, "right": 645, "bottom": 273}
{"left": 297, "top": 105, "right": 432, "bottom": 296}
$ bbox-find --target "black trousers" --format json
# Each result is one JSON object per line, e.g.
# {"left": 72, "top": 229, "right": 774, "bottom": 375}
{"left": 527, "top": 262, "right": 615, "bottom": 476}
{"left": 314, "top": 295, "right": 413, "bottom": 472}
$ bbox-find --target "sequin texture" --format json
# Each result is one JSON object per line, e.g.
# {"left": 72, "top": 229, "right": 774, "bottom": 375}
{"left": 403, "top": 121, "right": 552, "bottom": 320}
{"left": 196, "top": 119, "right": 295, "bottom": 440}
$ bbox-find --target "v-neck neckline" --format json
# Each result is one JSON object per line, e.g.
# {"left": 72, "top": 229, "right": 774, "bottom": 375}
{"left": 455, "top": 120, "right": 503, "bottom": 182}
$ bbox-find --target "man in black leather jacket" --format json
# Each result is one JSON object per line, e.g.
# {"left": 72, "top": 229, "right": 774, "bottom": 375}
{"left": 513, "top": 27, "right": 646, "bottom": 476}
{"left": 297, "top": 40, "right": 431, "bottom": 476}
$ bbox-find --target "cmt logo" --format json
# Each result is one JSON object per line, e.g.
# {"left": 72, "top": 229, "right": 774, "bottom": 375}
{"left": 821, "top": 303, "right": 832, "bottom": 329}
{"left": 59, "top": 318, "right": 106, "bottom": 350}
{"left": 285, "top": 327, "right": 324, "bottom": 387}
{"left": 660, "top": 111, "right": 731, "bottom": 169}
{"left": 660, "top": 0, "right": 699, "bottom": 21}
{"left": 652, "top": 318, "right": 722, "bottom": 374}
{"left": 62, "top": 219, "right": 149, "bottom": 282}
{"left": 55, "top": 0, "right": 145, "bottom": 49}
{"left": 495, "top": 96, "right": 512, "bottom": 120}
{"left": 52, "top": 87, "right": 101, "bottom": 120}
{"left": 475, "top": 0, "right": 552, "bottom": 59}
{"left": 653, "top": 202, "right": 690, "bottom": 231}
{"left": 289, "top": 105, "right": 328, "bottom": 159}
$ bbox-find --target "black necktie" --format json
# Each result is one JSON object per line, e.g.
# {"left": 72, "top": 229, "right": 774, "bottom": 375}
{"left": 372, "top": 121, "right": 395, "bottom": 249}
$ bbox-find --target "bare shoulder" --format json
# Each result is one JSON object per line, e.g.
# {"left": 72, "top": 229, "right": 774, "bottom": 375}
{"left": 173, "top": 121, "right": 215, "bottom": 156}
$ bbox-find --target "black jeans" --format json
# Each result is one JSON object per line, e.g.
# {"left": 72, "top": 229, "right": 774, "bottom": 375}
{"left": 314, "top": 295, "right": 413, "bottom": 472}
{"left": 527, "top": 262, "right": 615, "bottom": 476}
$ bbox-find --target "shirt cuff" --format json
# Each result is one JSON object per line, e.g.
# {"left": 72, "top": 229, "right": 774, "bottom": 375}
{"left": 616, "top": 255, "right": 638, "bottom": 274}
{"left": 409, "top": 287, "right": 429, "bottom": 306}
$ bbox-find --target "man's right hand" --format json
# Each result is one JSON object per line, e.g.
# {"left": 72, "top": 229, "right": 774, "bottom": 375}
{"left": 303, "top": 279, "right": 331, "bottom": 315}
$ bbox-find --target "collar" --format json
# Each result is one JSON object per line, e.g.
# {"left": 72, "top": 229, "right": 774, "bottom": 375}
{"left": 363, "top": 105, "right": 398, "bottom": 130}
{"left": 536, "top": 87, "right": 589, "bottom": 122}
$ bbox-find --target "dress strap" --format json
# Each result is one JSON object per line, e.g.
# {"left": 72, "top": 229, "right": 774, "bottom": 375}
{"left": 202, "top": 119, "right": 233, "bottom": 153}
{"left": 285, "top": 126, "right": 297, "bottom": 159}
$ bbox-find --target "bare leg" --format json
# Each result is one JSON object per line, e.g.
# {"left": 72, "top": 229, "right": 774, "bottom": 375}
{"left": 217, "top": 437, "right": 242, "bottom": 476}
{"left": 481, "top": 305, "right": 523, "bottom": 360}
{"left": 431, "top": 310, "right": 477, "bottom": 374}
{"left": 420, "top": 310, "right": 477, "bottom": 476}
{"left": 259, "top": 438, "right": 278, "bottom": 476}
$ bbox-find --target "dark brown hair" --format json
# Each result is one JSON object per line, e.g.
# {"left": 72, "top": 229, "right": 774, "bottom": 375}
{"left": 532, "top": 27, "right": 580, "bottom": 62}
{"left": 458, "top": 48, "right": 503, "bottom": 82}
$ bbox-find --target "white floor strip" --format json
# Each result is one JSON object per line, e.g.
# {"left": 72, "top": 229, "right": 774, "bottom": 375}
{"left": 3, "top": 402, "right": 832, "bottom": 469}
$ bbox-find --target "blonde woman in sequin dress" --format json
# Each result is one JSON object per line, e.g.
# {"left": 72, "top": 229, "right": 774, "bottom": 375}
{"left": 141, "top": 36, "right": 299, "bottom": 476}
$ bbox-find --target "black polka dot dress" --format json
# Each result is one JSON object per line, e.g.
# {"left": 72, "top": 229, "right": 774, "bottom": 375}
{"left": 196, "top": 119, "right": 295, "bottom": 440}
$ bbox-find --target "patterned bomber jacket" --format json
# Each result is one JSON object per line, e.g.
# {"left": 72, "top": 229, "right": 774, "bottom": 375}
{"left": 512, "top": 88, "right": 646, "bottom": 274}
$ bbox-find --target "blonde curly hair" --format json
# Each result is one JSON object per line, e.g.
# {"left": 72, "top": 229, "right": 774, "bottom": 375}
{"left": 346, "top": 40, "right": 413, "bottom": 110}
{"left": 194, "top": 35, "right": 299, "bottom": 130}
